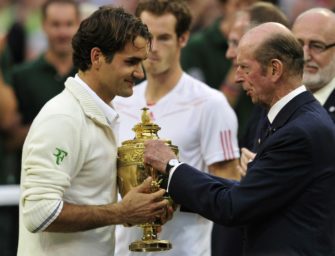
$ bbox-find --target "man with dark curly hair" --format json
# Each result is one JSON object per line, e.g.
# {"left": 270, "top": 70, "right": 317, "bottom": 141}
{"left": 18, "top": 6, "right": 168, "bottom": 256}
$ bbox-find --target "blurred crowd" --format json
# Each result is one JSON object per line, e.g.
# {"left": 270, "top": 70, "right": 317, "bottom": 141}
{"left": 0, "top": 0, "right": 333, "bottom": 77}
{"left": 1, "top": 0, "right": 335, "bottom": 255}
{"left": 0, "top": 0, "right": 333, "bottom": 63}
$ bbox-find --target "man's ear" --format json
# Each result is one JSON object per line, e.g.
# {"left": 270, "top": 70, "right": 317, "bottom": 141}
{"left": 91, "top": 47, "right": 103, "bottom": 69}
{"left": 270, "top": 59, "right": 283, "bottom": 82}
{"left": 178, "top": 31, "right": 190, "bottom": 48}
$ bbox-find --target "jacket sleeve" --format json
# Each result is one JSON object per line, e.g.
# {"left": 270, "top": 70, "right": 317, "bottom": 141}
{"left": 21, "top": 114, "right": 81, "bottom": 232}
{"left": 169, "top": 126, "right": 314, "bottom": 226}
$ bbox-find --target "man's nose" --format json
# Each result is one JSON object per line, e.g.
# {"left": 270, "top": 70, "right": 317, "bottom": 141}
{"left": 151, "top": 38, "right": 158, "bottom": 52}
{"left": 133, "top": 64, "right": 145, "bottom": 80}
{"left": 226, "top": 42, "right": 237, "bottom": 60}
{"left": 302, "top": 45, "right": 312, "bottom": 62}
{"left": 235, "top": 66, "right": 244, "bottom": 84}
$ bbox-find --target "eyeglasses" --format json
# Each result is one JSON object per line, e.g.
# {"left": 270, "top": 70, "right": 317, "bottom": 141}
{"left": 299, "top": 40, "right": 335, "bottom": 54}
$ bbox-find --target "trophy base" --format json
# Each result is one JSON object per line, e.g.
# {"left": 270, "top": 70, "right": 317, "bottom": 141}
{"left": 129, "top": 239, "right": 172, "bottom": 252}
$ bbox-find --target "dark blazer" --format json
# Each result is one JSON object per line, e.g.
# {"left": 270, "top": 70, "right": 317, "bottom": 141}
{"left": 324, "top": 88, "right": 335, "bottom": 123}
{"left": 241, "top": 88, "right": 335, "bottom": 150}
{"left": 168, "top": 91, "right": 335, "bottom": 256}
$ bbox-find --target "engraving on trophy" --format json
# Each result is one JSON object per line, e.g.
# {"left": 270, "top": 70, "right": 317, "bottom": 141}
{"left": 117, "top": 107, "right": 178, "bottom": 252}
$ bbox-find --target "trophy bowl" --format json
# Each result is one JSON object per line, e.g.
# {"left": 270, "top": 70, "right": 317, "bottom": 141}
{"left": 117, "top": 107, "right": 178, "bottom": 252}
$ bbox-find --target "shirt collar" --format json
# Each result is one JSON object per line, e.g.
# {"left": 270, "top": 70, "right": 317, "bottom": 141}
{"left": 74, "top": 74, "right": 119, "bottom": 126}
{"left": 313, "top": 76, "right": 335, "bottom": 106}
{"left": 268, "top": 85, "right": 307, "bottom": 123}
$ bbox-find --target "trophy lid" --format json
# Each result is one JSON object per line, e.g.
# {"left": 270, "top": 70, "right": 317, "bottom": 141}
{"left": 118, "top": 108, "right": 178, "bottom": 166}
{"left": 131, "top": 107, "right": 160, "bottom": 140}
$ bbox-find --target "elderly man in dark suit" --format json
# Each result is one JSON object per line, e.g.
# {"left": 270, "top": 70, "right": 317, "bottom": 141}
{"left": 143, "top": 22, "right": 335, "bottom": 256}
{"left": 240, "top": 7, "right": 335, "bottom": 188}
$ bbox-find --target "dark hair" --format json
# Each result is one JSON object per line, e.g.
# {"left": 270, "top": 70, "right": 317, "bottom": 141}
{"left": 218, "top": 0, "right": 279, "bottom": 6}
{"left": 135, "top": 0, "right": 192, "bottom": 38}
{"left": 254, "top": 32, "right": 304, "bottom": 77}
{"left": 248, "top": 2, "right": 289, "bottom": 28}
{"left": 72, "top": 6, "right": 152, "bottom": 71}
{"left": 41, "top": 0, "right": 80, "bottom": 21}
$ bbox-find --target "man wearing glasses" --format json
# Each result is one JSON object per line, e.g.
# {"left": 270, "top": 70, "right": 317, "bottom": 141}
{"left": 292, "top": 7, "right": 335, "bottom": 122}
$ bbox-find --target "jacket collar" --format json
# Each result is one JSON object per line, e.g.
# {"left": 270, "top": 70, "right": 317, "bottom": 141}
{"left": 271, "top": 91, "right": 316, "bottom": 132}
{"left": 324, "top": 88, "right": 335, "bottom": 111}
{"left": 64, "top": 77, "right": 115, "bottom": 127}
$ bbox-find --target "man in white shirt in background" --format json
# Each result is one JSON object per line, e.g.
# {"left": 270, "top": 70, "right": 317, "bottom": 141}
{"left": 114, "top": 0, "right": 240, "bottom": 255}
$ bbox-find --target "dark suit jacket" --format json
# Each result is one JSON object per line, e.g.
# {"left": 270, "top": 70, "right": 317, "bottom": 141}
{"left": 241, "top": 88, "right": 335, "bottom": 151}
{"left": 324, "top": 88, "right": 335, "bottom": 123}
{"left": 169, "top": 91, "right": 335, "bottom": 256}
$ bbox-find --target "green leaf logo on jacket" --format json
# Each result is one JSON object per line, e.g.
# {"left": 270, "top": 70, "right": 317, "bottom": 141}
{"left": 53, "top": 148, "right": 68, "bottom": 165}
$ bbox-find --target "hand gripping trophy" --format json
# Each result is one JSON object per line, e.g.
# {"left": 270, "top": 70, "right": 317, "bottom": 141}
{"left": 117, "top": 107, "right": 178, "bottom": 252}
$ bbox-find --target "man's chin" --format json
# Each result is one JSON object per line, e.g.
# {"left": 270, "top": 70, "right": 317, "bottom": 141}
{"left": 303, "top": 75, "right": 323, "bottom": 91}
{"left": 123, "top": 90, "right": 134, "bottom": 98}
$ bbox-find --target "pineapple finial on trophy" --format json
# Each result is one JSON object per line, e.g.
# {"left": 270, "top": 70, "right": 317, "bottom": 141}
{"left": 141, "top": 107, "right": 152, "bottom": 124}
{"left": 132, "top": 108, "right": 160, "bottom": 140}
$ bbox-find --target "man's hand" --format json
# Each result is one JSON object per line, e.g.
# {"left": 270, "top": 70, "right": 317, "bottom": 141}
{"left": 238, "top": 147, "right": 256, "bottom": 177}
{"left": 156, "top": 200, "right": 175, "bottom": 229}
{"left": 119, "top": 177, "right": 169, "bottom": 225}
{"left": 144, "top": 140, "right": 177, "bottom": 173}
{"left": 44, "top": 177, "right": 170, "bottom": 232}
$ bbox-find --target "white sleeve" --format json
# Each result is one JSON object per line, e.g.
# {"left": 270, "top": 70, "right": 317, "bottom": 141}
{"left": 21, "top": 114, "right": 81, "bottom": 232}
{"left": 22, "top": 199, "right": 64, "bottom": 232}
{"left": 200, "top": 93, "right": 240, "bottom": 166}
{"left": 167, "top": 162, "right": 184, "bottom": 192}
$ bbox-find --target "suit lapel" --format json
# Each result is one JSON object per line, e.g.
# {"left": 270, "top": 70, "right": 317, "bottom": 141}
{"left": 270, "top": 91, "right": 316, "bottom": 133}
{"left": 250, "top": 91, "right": 317, "bottom": 167}
{"left": 253, "top": 91, "right": 315, "bottom": 154}
{"left": 253, "top": 91, "right": 317, "bottom": 154}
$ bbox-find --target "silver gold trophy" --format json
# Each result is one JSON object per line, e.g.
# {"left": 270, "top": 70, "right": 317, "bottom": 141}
{"left": 117, "top": 107, "right": 178, "bottom": 252}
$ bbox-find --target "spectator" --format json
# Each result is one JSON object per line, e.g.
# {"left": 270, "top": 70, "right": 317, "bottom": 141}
{"left": 292, "top": 7, "right": 335, "bottom": 122}
{"left": 181, "top": 0, "right": 276, "bottom": 91}
{"left": 9, "top": 0, "right": 80, "bottom": 172}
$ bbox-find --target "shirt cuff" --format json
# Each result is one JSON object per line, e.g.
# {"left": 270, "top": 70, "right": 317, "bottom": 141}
{"left": 22, "top": 199, "right": 63, "bottom": 233}
{"left": 167, "top": 162, "right": 184, "bottom": 192}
